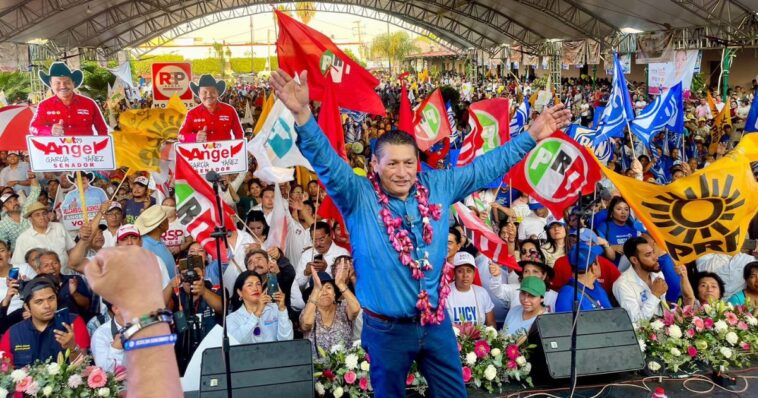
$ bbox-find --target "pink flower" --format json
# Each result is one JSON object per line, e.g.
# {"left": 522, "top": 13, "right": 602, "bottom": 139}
{"left": 459, "top": 323, "right": 481, "bottom": 340}
{"left": 364, "top": 353, "right": 370, "bottom": 363}
{"left": 87, "top": 367, "right": 107, "bottom": 389}
{"left": 474, "top": 340, "right": 491, "bottom": 359}
{"left": 25, "top": 381, "right": 39, "bottom": 396}
{"left": 506, "top": 344, "right": 520, "bottom": 360}
{"left": 686, "top": 328, "right": 696, "bottom": 338}
{"left": 359, "top": 377, "right": 369, "bottom": 391}
{"left": 15, "top": 376, "right": 32, "bottom": 392}
{"left": 0, "top": 361, "right": 7, "bottom": 373}
{"left": 344, "top": 371, "right": 357, "bottom": 385}
{"left": 113, "top": 365, "right": 127, "bottom": 382}
{"left": 741, "top": 342, "right": 751, "bottom": 351}
{"left": 663, "top": 311, "right": 675, "bottom": 326}
{"left": 704, "top": 318, "right": 714, "bottom": 330}
{"left": 682, "top": 305, "right": 695, "bottom": 317}
{"left": 406, "top": 373, "right": 415, "bottom": 385}
{"left": 508, "top": 360, "right": 518, "bottom": 369}
{"left": 693, "top": 317, "right": 705, "bottom": 332}
{"left": 462, "top": 367, "right": 472, "bottom": 383}
{"left": 725, "top": 312, "right": 739, "bottom": 326}
{"left": 737, "top": 321, "right": 749, "bottom": 331}
{"left": 688, "top": 346, "right": 698, "bottom": 358}
{"left": 649, "top": 333, "right": 658, "bottom": 342}
{"left": 457, "top": 342, "right": 462, "bottom": 352}
{"left": 67, "top": 374, "right": 83, "bottom": 389}
{"left": 81, "top": 365, "right": 96, "bottom": 377}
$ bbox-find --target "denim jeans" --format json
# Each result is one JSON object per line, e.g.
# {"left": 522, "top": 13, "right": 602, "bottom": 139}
{"left": 361, "top": 312, "right": 467, "bottom": 397}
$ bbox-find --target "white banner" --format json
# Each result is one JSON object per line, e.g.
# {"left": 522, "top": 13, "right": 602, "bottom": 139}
{"left": 26, "top": 136, "right": 116, "bottom": 172}
{"left": 175, "top": 139, "right": 248, "bottom": 176}
{"left": 647, "top": 50, "right": 699, "bottom": 97}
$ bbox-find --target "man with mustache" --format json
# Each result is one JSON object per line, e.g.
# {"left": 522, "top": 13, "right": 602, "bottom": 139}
{"left": 178, "top": 74, "right": 244, "bottom": 143}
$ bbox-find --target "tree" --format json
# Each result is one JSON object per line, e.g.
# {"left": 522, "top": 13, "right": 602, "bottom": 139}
{"left": 295, "top": 2, "right": 316, "bottom": 25}
{"left": 0, "top": 71, "right": 31, "bottom": 103}
{"left": 79, "top": 61, "right": 116, "bottom": 103}
{"left": 370, "top": 31, "right": 418, "bottom": 73}
{"left": 342, "top": 48, "right": 366, "bottom": 68}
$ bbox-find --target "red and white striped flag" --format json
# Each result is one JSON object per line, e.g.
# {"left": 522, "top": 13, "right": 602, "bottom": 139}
{"left": 453, "top": 202, "right": 520, "bottom": 271}
{"left": 456, "top": 98, "right": 510, "bottom": 167}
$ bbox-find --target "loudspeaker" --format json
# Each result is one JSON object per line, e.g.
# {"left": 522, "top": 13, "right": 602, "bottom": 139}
{"left": 199, "top": 340, "right": 313, "bottom": 397}
{"left": 527, "top": 308, "right": 645, "bottom": 380}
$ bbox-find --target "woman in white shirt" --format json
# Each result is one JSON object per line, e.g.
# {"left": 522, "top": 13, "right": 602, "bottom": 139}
{"left": 227, "top": 271, "right": 293, "bottom": 344}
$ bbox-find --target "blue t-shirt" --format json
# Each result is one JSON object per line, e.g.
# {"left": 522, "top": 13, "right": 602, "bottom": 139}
{"left": 555, "top": 279, "right": 613, "bottom": 312}
{"left": 597, "top": 220, "right": 644, "bottom": 265}
{"left": 503, "top": 306, "right": 538, "bottom": 336}
{"left": 142, "top": 236, "right": 176, "bottom": 279}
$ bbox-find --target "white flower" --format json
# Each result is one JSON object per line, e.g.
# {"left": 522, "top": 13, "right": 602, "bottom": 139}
{"left": 484, "top": 364, "right": 497, "bottom": 381}
{"left": 453, "top": 327, "right": 460, "bottom": 337}
{"left": 523, "top": 362, "right": 532, "bottom": 374}
{"left": 702, "top": 303, "right": 712, "bottom": 313}
{"left": 650, "top": 320, "right": 665, "bottom": 331}
{"left": 42, "top": 386, "right": 53, "bottom": 397}
{"left": 330, "top": 343, "right": 345, "bottom": 354}
{"left": 360, "top": 361, "right": 370, "bottom": 371}
{"left": 670, "top": 348, "right": 681, "bottom": 356}
{"left": 725, "top": 331, "right": 739, "bottom": 346}
{"left": 97, "top": 387, "right": 110, "bottom": 397}
{"left": 0, "top": 388, "right": 7, "bottom": 398}
{"left": 746, "top": 315, "right": 758, "bottom": 326}
{"left": 667, "top": 325, "right": 682, "bottom": 339}
{"left": 351, "top": 340, "right": 362, "bottom": 348}
{"left": 333, "top": 387, "right": 344, "bottom": 398}
{"left": 714, "top": 320, "right": 728, "bottom": 333}
{"left": 639, "top": 339, "right": 647, "bottom": 352}
{"left": 516, "top": 356, "right": 527, "bottom": 366}
{"left": 422, "top": 217, "right": 430, "bottom": 224}
{"left": 314, "top": 382, "right": 325, "bottom": 395}
{"left": 10, "top": 369, "right": 27, "bottom": 383}
{"left": 720, "top": 347, "right": 733, "bottom": 359}
{"left": 46, "top": 362, "right": 60, "bottom": 376}
{"left": 648, "top": 361, "right": 661, "bottom": 372}
{"left": 344, "top": 353, "right": 359, "bottom": 370}
{"left": 491, "top": 348, "right": 502, "bottom": 358}
{"left": 465, "top": 352, "right": 477, "bottom": 366}
{"left": 485, "top": 326, "right": 498, "bottom": 339}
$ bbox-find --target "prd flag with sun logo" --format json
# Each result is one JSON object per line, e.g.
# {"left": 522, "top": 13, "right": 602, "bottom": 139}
{"left": 506, "top": 131, "right": 601, "bottom": 217}
{"left": 412, "top": 88, "right": 452, "bottom": 151}
{"left": 597, "top": 134, "right": 758, "bottom": 265}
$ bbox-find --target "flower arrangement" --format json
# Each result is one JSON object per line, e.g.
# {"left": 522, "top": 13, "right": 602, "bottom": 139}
{"left": 0, "top": 351, "right": 125, "bottom": 397}
{"left": 636, "top": 302, "right": 758, "bottom": 375}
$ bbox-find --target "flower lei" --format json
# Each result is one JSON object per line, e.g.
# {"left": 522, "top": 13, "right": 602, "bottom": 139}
{"left": 368, "top": 172, "right": 454, "bottom": 325}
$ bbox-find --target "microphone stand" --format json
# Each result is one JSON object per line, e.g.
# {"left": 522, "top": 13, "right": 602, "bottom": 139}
{"left": 207, "top": 171, "right": 233, "bottom": 398}
{"left": 569, "top": 193, "right": 582, "bottom": 397}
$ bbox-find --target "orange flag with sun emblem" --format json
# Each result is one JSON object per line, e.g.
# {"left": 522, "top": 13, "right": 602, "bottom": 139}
{"left": 596, "top": 134, "right": 758, "bottom": 264}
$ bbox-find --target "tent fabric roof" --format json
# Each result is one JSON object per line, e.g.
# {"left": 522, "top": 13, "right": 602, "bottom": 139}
{"left": 0, "top": 0, "right": 755, "bottom": 55}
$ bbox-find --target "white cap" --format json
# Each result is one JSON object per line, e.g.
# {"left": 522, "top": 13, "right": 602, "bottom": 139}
{"left": 453, "top": 252, "right": 476, "bottom": 268}
{"left": 133, "top": 176, "right": 149, "bottom": 186}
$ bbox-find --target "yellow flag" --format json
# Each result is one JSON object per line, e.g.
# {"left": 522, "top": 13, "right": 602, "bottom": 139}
{"left": 714, "top": 102, "right": 732, "bottom": 129}
{"left": 597, "top": 134, "right": 758, "bottom": 264}
{"left": 419, "top": 68, "right": 429, "bottom": 83}
{"left": 253, "top": 93, "right": 275, "bottom": 135}
{"left": 113, "top": 95, "right": 187, "bottom": 173}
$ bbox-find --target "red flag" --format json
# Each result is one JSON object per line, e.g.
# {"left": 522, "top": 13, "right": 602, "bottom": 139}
{"left": 506, "top": 131, "right": 601, "bottom": 218}
{"left": 412, "top": 89, "right": 452, "bottom": 151}
{"left": 423, "top": 137, "right": 450, "bottom": 168}
{"left": 275, "top": 10, "right": 385, "bottom": 115}
{"left": 457, "top": 98, "right": 510, "bottom": 167}
{"left": 453, "top": 203, "right": 520, "bottom": 271}
{"left": 316, "top": 76, "right": 351, "bottom": 250}
{"left": 398, "top": 74, "right": 413, "bottom": 133}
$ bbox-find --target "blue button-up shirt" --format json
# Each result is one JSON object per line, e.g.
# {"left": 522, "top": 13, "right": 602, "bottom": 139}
{"left": 295, "top": 116, "right": 535, "bottom": 318}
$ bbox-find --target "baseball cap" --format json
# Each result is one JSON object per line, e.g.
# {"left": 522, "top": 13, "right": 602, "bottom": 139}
{"left": 519, "top": 276, "right": 546, "bottom": 297}
{"left": 20, "top": 276, "right": 58, "bottom": 302}
{"left": 453, "top": 252, "right": 476, "bottom": 268}
{"left": 116, "top": 224, "right": 140, "bottom": 241}
{"left": 133, "top": 176, "right": 149, "bottom": 187}
{"left": 106, "top": 201, "right": 123, "bottom": 213}
{"left": 567, "top": 241, "right": 604, "bottom": 272}
{"left": 0, "top": 192, "right": 18, "bottom": 206}
{"left": 6, "top": 151, "right": 21, "bottom": 157}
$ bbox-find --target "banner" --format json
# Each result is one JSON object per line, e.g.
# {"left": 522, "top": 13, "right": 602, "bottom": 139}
{"left": 60, "top": 186, "right": 108, "bottom": 231}
{"left": 27, "top": 136, "right": 115, "bottom": 172}
{"left": 648, "top": 50, "right": 699, "bottom": 96}
{"left": 636, "top": 31, "right": 675, "bottom": 64}
{"left": 565, "top": 124, "right": 613, "bottom": 165}
{"left": 151, "top": 62, "right": 194, "bottom": 109}
{"left": 248, "top": 99, "right": 313, "bottom": 172}
{"left": 175, "top": 139, "right": 248, "bottom": 176}
{"left": 413, "top": 88, "right": 452, "bottom": 151}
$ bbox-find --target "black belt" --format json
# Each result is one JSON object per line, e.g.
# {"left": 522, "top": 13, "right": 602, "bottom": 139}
{"left": 363, "top": 308, "right": 431, "bottom": 324}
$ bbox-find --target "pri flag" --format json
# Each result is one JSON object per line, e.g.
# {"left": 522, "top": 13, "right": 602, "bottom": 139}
{"left": 594, "top": 53, "right": 635, "bottom": 145}
{"left": 507, "top": 131, "right": 601, "bottom": 217}
{"left": 413, "top": 89, "right": 452, "bottom": 151}
{"left": 597, "top": 134, "right": 758, "bottom": 264}
{"left": 630, "top": 82, "right": 684, "bottom": 148}
{"left": 275, "top": 10, "right": 384, "bottom": 115}
{"left": 456, "top": 98, "right": 510, "bottom": 166}
{"left": 453, "top": 202, "right": 519, "bottom": 271}
{"left": 174, "top": 154, "right": 237, "bottom": 261}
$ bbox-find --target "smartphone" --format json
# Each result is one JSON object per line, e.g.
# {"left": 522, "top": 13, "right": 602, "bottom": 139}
{"left": 177, "top": 258, "right": 189, "bottom": 273}
{"left": 8, "top": 267, "right": 19, "bottom": 280}
{"left": 267, "top": 273, "right": 279, "bottom": 297}
{"left": 54, "top": 307, "right": 70, "bottom": 332}
{"left": 187, "top": 255, "right": 203, "bottom": 270}
{"left": 314, "top": 254, "right": 324, "bottom": 262}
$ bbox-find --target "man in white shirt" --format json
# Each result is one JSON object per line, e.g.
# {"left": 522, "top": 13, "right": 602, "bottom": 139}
{"left": 100, "top": 201, "right": 124, "bottom": 248}
{"left": 0, "top": 152, "right": 31, "bottom": 196}
{"left": 518, "top": 202, "right": 551, "bottom": 241}
{"left": 250, "top": 186, "right": 275, "bottom": 224}
{"left": 91, "top": 301, "right": 126, "bottom": 372}
{"left": 290, "top": 221, "right": 349, "bottom": 310}
{"left": 445, "top": 252, "right": 495, "bottom": 327}
{"left": 612, "top": 237, "right": 668, "bottom": 323}
{"left": 11, "top": 202, "right": 79, "bottom": 273}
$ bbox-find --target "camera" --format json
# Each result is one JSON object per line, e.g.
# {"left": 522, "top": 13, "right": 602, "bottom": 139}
{"left": 181, "top": 269, "right": 200, "bottom": 284}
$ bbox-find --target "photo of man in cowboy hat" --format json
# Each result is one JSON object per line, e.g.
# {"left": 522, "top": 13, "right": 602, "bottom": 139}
{"left": 29, "top": 62, "right": 108, "bottom": 137}
{"left": 178, "top": 74, "right": 243, "bottom": 143}
{"left": 58, "top": 171, "right": 108, "bottom": 231}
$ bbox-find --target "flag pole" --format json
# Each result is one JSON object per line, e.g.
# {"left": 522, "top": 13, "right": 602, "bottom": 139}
{"left": 311, "top": 183, "right": 321, "bottom": 263}
{"left": 233, "top": 213, "right": 266, "bottom": 246}
{"left": 107, "top": 168, "right": 130, "bottom": 202}
{"left": 75, "top": 171, "right": 89, "bottom": 225}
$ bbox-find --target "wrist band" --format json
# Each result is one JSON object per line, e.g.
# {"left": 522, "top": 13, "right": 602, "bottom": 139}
{"left": 119, "top": 308, "right": 174, "bottom": 342}
{"left": 123, "top": 334, "right": 177, "bottom": 352}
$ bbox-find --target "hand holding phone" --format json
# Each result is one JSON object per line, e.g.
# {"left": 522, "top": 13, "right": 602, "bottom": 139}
{"left": 266, "top": 273, "right": 279, "bottom": 297}
{"left": 8, "top": 267, "right": 19, "bottom": 281}
{"left": 54, "top": 307, "right": 70, "bottom": 332}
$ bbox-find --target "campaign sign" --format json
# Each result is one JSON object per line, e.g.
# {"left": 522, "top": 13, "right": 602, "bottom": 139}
{"left": 27, "top": 136, "right": 116, "bottom": 172}
{"left": 175, "top": 139, "right": 248, "bottom": 176}
{"left": 151, "top": 62, "right": 194, "bottom": 108}
{"left": 60, "top": 187, "right": 108, "bottom": 231}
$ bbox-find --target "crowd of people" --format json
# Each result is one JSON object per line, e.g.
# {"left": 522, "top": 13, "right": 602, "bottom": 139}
{"left": 0, "top": 62, "right": 757, "bottom": 396}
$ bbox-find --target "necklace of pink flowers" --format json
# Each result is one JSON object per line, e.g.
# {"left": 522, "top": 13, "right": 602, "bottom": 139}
{"left": 368, "top": 172, "right": 454, "bottom": 325}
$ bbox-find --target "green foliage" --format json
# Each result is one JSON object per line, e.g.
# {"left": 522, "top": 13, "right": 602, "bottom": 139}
{"left": 130, "top": 55, "right": 278, "bottom": 80}
{"left": 0, "top": 71, "right": 31, "bottom": 102}
{"left": 131, "top": 54, "right": 185, "bottom": 78}
{"left": 79, "top": 61, "right": 116, "bottom": 103}
{"left": 370, "top": 31, "right": 418, "bottom": 71}
{"left": 342, "top": 48, "right": 366, "bottom": 68}
{"left": 691, "top": 72, "right": 706, "bottom": 97}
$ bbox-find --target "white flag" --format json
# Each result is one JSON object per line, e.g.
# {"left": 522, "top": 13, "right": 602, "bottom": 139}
{"left": 264, "top": 184, "right": 288, "bottom": 252}
{"left": 241, "top": 102, "right": 254, "bottom": 124}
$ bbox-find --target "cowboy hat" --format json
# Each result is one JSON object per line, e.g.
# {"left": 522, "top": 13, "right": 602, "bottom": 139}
{"left": 190, "top": 74, "right": 226, "bottom": 98}
{"left": 134, "top": 205, "right": 171, "bottom": 235}
{"left": 66, "top": 171, "right": 95, "bottom": 184}
{"left": 24, "top": 202, "right": 49, "bottom": 218}
{"left": 39, "top": 62, "right": 84, "bottom": 89}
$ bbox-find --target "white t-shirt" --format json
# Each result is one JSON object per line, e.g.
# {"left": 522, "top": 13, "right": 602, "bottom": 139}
{"left": 161, "top": 219, "right": 188, "bottom": 250}
{"left": 445, "top": 285, "right": 494, "bottom": 326}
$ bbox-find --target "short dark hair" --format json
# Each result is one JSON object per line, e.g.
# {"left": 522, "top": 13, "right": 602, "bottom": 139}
{"left": 303, "top": 200, "right": 316, "bottom": 214}
{"left": 244, "top": 250, "right": 269, "bottom": 269}
{"left": 231, "top": 271, "right": 264, "bottom": 311}
{"left": 0, "top": 240, "right": 9, "bottom": 251}
{"left": 623, "top": 236, "right": 649, "bottom": 260}
{"left": 448, "top": 226, "right": 462, "bottom": 244}
{"left": 373, "top": 129, "right": 419, "bottom": 160}
{"left": 24, "top": 247, "right": 45, "bottom": 264}
{"left": 261, "top": 186, "right": 275, "bottom": 196}
{"left": 695, "top": 271, "right": 725, "bottom": 299}
{"left": 312, "top": 221, "right": 331, "bottom": 236}
{"left": 744, "top": 261, "right": 758, "bottom": 281}
{"left": 307, "top": 180, "right": 319, "bottom": 188}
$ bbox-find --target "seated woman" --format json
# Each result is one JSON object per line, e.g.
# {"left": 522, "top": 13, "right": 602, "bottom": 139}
{"left": 300, "top": 258, "right": 360, "bottom": 357}
{"left": 502, "top": 277, "right": 546, "bottom": 336}
{"left": 597, "top": 197, "right": 647, "bottom": 266}
{"left": 541, "top": 221, "right": 568, "bottom": 267}
{"left": 488, "top": 260, "right": 559, "bottom": 313}
{"left": 227, "top": 271, "right": 293, "bottom": 343}
{"left": 728, "top": 262, "right": 758, "bottom": 307}
{"left": 694, "top": 272, "right": 726, "bottom": 306}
